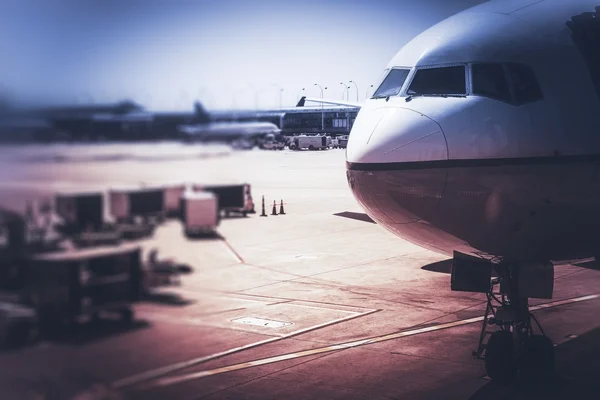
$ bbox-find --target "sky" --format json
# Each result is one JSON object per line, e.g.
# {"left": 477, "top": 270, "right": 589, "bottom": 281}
{"left": 0, "top": 0, "right": 487, "bottom": 111}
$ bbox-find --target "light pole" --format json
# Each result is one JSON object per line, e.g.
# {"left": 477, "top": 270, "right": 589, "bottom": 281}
{"left": 314, "top": 83, "right": 324, "bottom": 98}
{"left": 349, "top": 81, "right": 359, "bottom": 101}
{"left": 339, "top": 82, "right": 348, "bottom": 100}
{"left": 314, "top": 83, "right": 325, "bottom": 132}
{"left": 365, "top": 84, "right": 374, "bottom": 99}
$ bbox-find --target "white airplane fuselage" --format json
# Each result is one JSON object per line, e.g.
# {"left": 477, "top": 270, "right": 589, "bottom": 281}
{"left": 179, "top": 121, "right": 281, "bottom": 140}
{"left": 346, "top": 0, "right": 600, "bottom": 263}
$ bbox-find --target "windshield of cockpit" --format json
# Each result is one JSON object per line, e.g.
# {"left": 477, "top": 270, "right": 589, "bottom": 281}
{"left": 407, "top": 65, "right": 466, "bottom": 97}
{"left": 372, "top": 68, "right": 411, "bottom": 98}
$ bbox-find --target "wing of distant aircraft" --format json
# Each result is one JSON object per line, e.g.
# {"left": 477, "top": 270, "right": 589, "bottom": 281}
{"left": 296, "top": 96, "right": 362, "bottom": 108}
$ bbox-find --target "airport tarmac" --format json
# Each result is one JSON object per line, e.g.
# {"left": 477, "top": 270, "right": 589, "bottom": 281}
{"left": 1, "top": 145, "right": 600, "bottom": 400}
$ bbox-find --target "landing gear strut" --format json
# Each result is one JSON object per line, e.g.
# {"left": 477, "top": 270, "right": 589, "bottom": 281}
{"left": 451, "top": 252, "right": 555, "bottom": 383}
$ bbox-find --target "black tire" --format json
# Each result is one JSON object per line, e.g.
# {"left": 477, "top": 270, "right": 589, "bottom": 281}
{"left": 519, "top": 334, "right": 554, "bottom": 381}
{"left": 308, "top": 145, "right": 314, "bottom": 150}
{"left": 485, "top": 330, "right": 517, "bottom": 384}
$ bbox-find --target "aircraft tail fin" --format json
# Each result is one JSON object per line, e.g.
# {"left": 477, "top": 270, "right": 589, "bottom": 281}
{"left": 194, "top": 101, "right": 210, "bottom": 122}
{"left": 296, "top": 96, "right": 306, "bottom": 107}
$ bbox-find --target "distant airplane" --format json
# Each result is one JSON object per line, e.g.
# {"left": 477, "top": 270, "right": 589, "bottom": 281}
{"left": 176, "top": 102, "right": 281, "bottom": 142}
{"left": 302, "top": 0, "right": 600, "bottom": 384}
{"left": 2, "top": 100, "right": 281, "bottom": 142}
{"left": 178, "top": 120, "right": 281, "bottom": 142}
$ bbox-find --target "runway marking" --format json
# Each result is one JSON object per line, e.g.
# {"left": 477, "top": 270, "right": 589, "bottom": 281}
{"left": 111, "top": 307, "right": 379, "bottom": 389}
{"left": 143, "top": 293, "right": 600, "bottom": 389}
{"left": 232, "top": 317, "right": 292, "bottom": 329}
{"left": 161, "top": 288, "right": 374, "bottom": 314}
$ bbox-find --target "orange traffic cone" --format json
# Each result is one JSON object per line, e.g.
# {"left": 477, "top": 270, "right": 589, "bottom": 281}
{"left": 260, "top": 196, "right": 267, "bottom": 217}
{"left": 279, "top": 200, "right": 286, "bottom": 215}
{"left": 271, "top": 200, "right": 278, "bottom": 215}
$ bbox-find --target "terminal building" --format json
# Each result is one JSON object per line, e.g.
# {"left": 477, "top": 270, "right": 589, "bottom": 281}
{"left": 212, "top": 106, "right": 360, "bottom": 136}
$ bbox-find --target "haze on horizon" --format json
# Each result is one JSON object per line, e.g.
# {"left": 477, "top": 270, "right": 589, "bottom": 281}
{"left": 0, "top": 0, "right": 486, "bottom": 111}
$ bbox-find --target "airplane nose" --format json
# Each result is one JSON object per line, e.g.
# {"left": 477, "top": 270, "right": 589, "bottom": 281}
{"left": 346, "top": 106, "right": 448, "bottom": 225}
{"left": 346, "top": 106, "right": 447, "bottom": 164}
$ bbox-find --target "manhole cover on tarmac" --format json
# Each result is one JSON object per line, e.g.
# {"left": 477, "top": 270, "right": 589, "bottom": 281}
{"left": 232, "top": 317, "right": 292, "bottom": 328}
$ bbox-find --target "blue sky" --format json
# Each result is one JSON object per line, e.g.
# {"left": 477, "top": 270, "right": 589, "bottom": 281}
{"left": 1, "top": 0, "right": 486, "bottom": 111}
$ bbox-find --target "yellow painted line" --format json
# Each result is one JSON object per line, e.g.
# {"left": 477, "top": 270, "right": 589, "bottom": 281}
{"left": 146, "top": 293, "right": 600, "bottom": 389}
{"left": 111, "top": 307, "right": 379, "bottom": 389}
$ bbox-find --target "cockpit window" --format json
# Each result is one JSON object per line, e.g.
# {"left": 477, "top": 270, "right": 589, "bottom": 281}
{"left": 472, "top": 63, "right": 511, "bottom": 103}
{"left": 372, "top": 68, "right": 411, "bottom": 98}
{"left": 407, "top": 66, "right": 466, "bottom": 96}
{"left": 505, "top": 63, "right": 543, "bottom": 105}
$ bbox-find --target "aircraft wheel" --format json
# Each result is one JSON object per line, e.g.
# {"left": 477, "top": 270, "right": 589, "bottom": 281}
{"left": 519, "top": 334, "right": 554, "bottom": 381}
{"left": 485, "top": 330, "right": 517, "bottom": 384}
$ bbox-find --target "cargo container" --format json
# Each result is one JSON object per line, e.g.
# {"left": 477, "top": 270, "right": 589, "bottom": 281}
{"left": 180, "top": 191, "right": 219, "bottom": 236}
{"left": 109, "top": 186, "right": 165, "bottom": 222}
{"left": 55, "top": 191, "right": 104, "bottom": 233}
{"left": 163, "top": 183, "right": 187, "bottom": 217}
{"left": 24, "top": 244, "right": 142, "bottom": 335}
{"left": 192, "top": 183, "right": 255, "bottom": 217}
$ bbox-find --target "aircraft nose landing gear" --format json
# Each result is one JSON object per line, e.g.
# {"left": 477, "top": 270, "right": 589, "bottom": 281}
{"left": 481, "top": 292, "right": 554, "bottom": 383}
{"left": 451, "top": 252, "right": 555, "bottom": 384}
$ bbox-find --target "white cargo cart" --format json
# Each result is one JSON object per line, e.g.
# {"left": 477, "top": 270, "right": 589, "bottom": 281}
{"left": 180, "top": 191, "right": 220, "bottom": 237}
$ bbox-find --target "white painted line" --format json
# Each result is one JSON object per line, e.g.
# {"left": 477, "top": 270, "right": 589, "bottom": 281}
{"left": 232, "top": 317, "right": 292, "bottom": 329}
{"left": 145, "top": 293, "right": 600, "bottom": 389}
{"left": 111, "top": 307, "right": 379, "bottom": 389}
{"left": 529, "top": 294, "right": 599, "bottom": 311}
{"left": 175, "top": 285, "right": 379, "bottom": 314}
{"left": 282, "top": 302, "right": 364, "bottom": 314}
{"left": 134, "top": 310, "right": 291, "bottom": 338}
{"left": 172, "top": 289, "right": 272, "bottom": 304}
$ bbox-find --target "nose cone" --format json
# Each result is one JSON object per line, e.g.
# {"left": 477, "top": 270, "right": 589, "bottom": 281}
{"left": 346, "top": 106, "right": 448, "bottom": 225}
{"left": 347, "top": 106, "right": 447, "bottom": 164}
